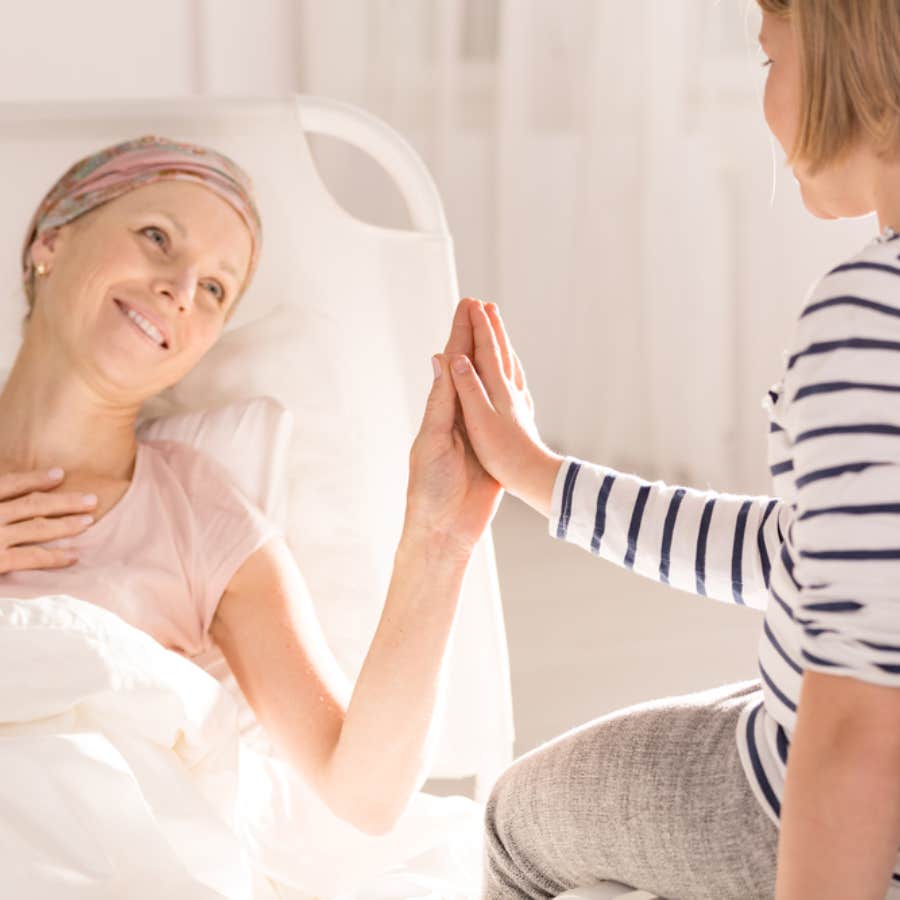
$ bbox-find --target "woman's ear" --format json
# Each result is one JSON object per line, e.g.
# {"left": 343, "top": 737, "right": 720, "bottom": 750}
{"left": 30, "top": 226, "right": 63, "bottom": 271}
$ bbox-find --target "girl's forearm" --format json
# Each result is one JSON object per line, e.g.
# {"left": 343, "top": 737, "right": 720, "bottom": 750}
{"left": 321, "top": 530, "right": 469, "bottom": 834}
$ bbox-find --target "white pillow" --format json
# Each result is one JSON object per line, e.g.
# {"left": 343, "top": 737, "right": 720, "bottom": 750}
{"left": 136, "top": 394, "right": 293, "bottom": 534}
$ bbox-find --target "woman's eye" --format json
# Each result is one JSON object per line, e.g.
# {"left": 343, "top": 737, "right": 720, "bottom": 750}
{"left": 142, "top": 225, "right": 167, "bottom": 247}
{"left": 143, "top": 226, "right": 226, "bottom": 303}
{"left": 761, "top": 58, "right": 773, "bottom": 68}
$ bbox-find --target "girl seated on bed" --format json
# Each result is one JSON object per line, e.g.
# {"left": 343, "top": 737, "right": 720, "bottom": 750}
{"left": 0, "top": 136, "right": 502, "bottom": 837}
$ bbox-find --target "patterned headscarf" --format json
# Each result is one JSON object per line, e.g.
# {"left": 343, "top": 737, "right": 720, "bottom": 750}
{"left": 21, "top": 134, "right": 263, "bottom": 301}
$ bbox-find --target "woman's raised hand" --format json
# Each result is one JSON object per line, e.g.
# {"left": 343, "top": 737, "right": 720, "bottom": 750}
{"left": 403, "top": 300, "right": 504, "bottom": 560}
{"left": 447, "top": 299, "right": 564, "bottom": 518}
{"left": 0, "top": 468, "right": 95, "bottom": 574}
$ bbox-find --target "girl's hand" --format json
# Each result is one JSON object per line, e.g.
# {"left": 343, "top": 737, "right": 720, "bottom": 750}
{"left": 0, "top": 468, "right": 96, "bottom": 574}
{"left": 448, "top": 300, "right": 564, "bottom": 518}
{"left": 403, "top": 300, "right": 504, "bottom": 560}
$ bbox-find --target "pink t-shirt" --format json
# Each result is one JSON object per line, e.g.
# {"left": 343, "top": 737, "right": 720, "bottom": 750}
{"left": 0, "top": 438, "right": 283, "bottom": 658}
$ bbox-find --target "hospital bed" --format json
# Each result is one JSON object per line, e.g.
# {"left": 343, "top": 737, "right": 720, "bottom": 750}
{"left": 0, "top": 95, "right": 655, "bottom": 899}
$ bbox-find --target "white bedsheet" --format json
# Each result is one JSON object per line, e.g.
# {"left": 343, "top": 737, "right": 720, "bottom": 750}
{"left": 0, "top": 594, "right": 484, "bottom": 899}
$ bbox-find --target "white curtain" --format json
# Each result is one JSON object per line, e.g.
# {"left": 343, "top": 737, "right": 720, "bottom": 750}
{"left": 297, "top": 0, "right": 875, "bottom": 495}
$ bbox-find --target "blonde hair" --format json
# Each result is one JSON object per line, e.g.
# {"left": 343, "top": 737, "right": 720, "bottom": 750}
{"left": 757, "top": 0, "right": 900, "bottom": 174}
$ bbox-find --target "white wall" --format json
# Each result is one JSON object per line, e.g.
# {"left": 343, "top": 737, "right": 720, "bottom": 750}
{"left": 0, "top": 0, "right": 299, "bottom": 100}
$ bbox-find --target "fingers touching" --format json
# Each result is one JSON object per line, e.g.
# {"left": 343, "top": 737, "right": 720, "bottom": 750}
{"left": 484, "top": 303, "right": 513, "bottom": 380}
{"left": 468, "top": 301, "right": 511, "bottom": 408}
{"left": 443, "top": 298, "right": 478, "bottom": 359}
{"left": 443, "top": 296, "right": 526, "bottom": 407}
{"left": 447, "top": 355, "right": 496, "bottom": 429}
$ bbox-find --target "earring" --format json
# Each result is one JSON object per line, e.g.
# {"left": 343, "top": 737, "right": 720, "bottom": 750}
{"left": 35, "top": 263, "right": 47, "bottom": 276}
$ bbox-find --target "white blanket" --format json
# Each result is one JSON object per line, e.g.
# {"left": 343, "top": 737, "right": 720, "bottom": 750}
{"left": 0, "top": 594, "right": 484, "bottom": 899}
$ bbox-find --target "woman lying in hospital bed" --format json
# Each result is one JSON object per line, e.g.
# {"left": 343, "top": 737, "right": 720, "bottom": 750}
{"left": 0, "top": 136, "right": 499, "bottom": 854}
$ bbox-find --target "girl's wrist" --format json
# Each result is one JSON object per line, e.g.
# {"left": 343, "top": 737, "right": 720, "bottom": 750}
{"left": 507, "top": 447, "right": 565, "bottom": 518}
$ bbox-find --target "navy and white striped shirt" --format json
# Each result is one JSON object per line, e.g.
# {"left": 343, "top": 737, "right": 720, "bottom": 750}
{"left": 549, "top": 228, "right": 900, "bottom": 883}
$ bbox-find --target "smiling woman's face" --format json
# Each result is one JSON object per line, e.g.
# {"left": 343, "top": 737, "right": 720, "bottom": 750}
{"left": 27, "top": 180, "right": 253, "bottom": 402}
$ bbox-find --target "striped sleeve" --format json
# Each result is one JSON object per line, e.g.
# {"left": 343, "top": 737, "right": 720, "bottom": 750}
{"left": 785, "top": 247, "right": 900, "bottom": 686}
{"left": 549, "top": 456, "right": 788, "bottom": 610}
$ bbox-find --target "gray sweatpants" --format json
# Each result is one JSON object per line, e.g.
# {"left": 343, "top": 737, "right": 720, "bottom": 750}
{"left": 483, "top": 679, "right": 780, "bottom": 900}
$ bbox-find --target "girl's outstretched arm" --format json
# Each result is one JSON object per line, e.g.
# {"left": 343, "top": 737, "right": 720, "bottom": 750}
{"left": 449, "top": 297, "right": 788, "bottom": 610}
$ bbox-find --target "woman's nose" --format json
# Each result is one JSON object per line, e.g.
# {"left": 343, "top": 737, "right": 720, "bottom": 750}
{"left": 155, "top": 271, "right": 197, "bottom": 312}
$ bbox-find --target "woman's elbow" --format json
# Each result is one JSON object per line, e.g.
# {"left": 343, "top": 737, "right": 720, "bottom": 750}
{"left": 329, "top": 794, "right": 403, "bottom": 836}
{"left": 356, "top": 808, "right": 401, "bottom": 836}
{"left": 318, "top": 774, "right": 407, "bottom": 835}
{"left": 316, "top": 750, "right": 429, "bottom": 835}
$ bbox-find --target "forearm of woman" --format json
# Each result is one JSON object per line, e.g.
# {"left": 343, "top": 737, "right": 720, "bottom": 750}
{"left": 775, "top": 695, "right": 900, "bottom": 898}
{"left": 320, "top": 530, "right": 470, "bottom": 835}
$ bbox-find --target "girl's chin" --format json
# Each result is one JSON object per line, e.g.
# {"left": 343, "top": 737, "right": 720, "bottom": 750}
{"left": 803, "top": 200, "right": 839, "bottom": 220}
{"left": 796, "top": 179, "right": 839, "bottom": 220}
{"left": 795, "top": 169, "right": 873, "bottom": 220}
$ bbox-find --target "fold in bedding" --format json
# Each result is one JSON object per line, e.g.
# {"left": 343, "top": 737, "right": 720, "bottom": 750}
{"left": 0, "top": 594, "right": 483, "bottom": 900}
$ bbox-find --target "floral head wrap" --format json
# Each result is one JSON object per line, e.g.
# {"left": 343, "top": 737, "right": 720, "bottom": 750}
{"left": 21, "top": 134, "right": 263, "bottom": 301}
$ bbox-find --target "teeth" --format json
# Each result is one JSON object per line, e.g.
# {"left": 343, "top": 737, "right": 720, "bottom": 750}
{"left": 125, "top": 307, "right": 165, "bottom": 346}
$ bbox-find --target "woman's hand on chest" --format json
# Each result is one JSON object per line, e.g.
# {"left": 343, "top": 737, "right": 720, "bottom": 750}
{"left": 0, "top": 465, "right": 99, "bottom": 573}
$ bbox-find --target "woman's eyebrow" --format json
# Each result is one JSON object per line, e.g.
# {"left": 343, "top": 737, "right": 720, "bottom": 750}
{"left": 148, "top": 209, "right": 239, "bottom": 281}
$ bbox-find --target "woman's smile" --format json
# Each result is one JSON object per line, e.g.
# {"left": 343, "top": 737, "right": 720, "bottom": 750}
{"left": 113, "top": 298, "right": 169, "bottom": 350}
